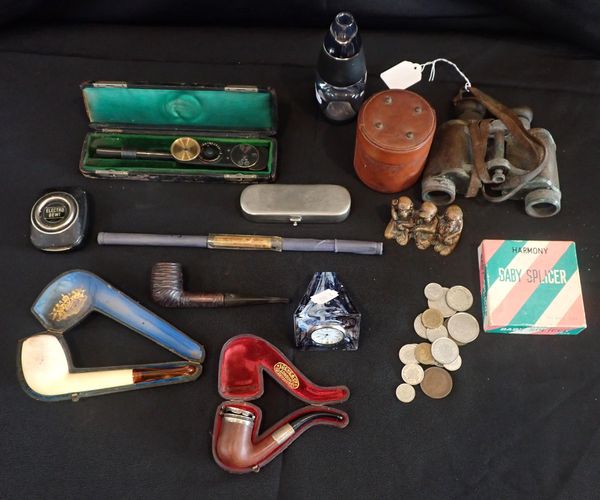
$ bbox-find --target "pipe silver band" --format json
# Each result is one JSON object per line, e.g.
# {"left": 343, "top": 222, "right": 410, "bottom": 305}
{"left": 222, "top": 406, "right": 255, "bottom": 426}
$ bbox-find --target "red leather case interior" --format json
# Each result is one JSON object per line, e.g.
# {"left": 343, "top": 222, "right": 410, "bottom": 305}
{"left": 218, "top": 334, "right": 349, "bottom": 404}
{"left": 213, "top": 334, "right": 350, "bottom": 473}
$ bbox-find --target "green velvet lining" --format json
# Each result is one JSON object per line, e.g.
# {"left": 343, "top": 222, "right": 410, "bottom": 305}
{"left": 83, "top": 87, "right": 275, "bottom": 130}
{"left": 82, "top": 133, "right": 274, "bottom": 176}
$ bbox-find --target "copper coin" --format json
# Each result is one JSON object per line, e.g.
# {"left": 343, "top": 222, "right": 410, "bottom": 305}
{"left": 420, "top": 367, "right": 453, "bottom": 399}
{"left": 414, "top": 342, "right": 436, "bottom": 365}
{"left": 421, "top": 308, "right": 443, "bottom": 329}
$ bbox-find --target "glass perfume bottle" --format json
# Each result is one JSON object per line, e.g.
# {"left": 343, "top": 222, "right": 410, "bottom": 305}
{"left": 315, "top": 12, "right": 367, "bottom": 123}
{"left": 294, "top": 272, "right": 361, "bottom": 350}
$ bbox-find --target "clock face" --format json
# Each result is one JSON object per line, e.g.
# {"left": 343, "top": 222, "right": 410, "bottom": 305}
{"left": 310, "top": 326, "right": 345, "bottom": 346}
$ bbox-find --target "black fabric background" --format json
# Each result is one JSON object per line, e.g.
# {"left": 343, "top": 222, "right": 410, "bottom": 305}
{"left": 0, "top": 12, "right": 599, "bottom": 500}
{"left": 1, "top": 0, "right": 600, "bottom": 51}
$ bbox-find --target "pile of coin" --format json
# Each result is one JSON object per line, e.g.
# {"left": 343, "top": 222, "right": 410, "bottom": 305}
{"left": 395, "top": 283, "right": 480, "bottom": 403}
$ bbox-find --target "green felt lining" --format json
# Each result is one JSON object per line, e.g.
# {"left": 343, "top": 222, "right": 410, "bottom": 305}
{"left": 81, "top": 132, "right": 274, "bottom": 176}
{"left": 83, "top": 85, "right": 275, "bottom": 131}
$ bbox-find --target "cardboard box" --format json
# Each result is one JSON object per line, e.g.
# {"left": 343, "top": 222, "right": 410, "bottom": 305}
{"left": 479, "top": 239, "right": 586, "bottom": 335}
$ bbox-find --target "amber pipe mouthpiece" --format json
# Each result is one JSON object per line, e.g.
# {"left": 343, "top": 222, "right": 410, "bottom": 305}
{"left": 133, "top": 364, "right": 198, "bottom": 383}
{"left": 151, "top": 262, "right": 288, "bottom": 308}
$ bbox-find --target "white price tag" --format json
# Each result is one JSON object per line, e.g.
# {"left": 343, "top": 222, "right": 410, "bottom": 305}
{"left": 380, "top": 61, "right": 423, "bottom": 89}
{"left": 310, "top": 289, "right": 339, "bottom": 305}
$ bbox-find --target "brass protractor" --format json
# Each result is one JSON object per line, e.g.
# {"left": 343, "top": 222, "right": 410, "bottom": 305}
{"left": 170, "top": 137, "right": 201, "bottom": 162}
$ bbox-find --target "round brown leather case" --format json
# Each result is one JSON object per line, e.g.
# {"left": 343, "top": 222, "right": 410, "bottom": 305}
{"left": 353, "top": 89, "right": 436, "bottom": 193}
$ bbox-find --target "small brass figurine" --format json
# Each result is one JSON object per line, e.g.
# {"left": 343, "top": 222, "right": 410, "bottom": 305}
{"left": 384, "top": 196, "right": 414, "bottom": 246}
{"left": 384, "top": 197, "right": 463, "bottom": 256}
{"left": 434, "top": 205, "right": 464, "bottom": 256}
{"left": 413, "top": 201, "right": 438, "bottom": 250}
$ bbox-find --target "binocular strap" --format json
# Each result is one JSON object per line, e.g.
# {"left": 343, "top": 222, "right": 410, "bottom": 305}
{"left": 464, "top": 87, "right": 549, "bottom": 202}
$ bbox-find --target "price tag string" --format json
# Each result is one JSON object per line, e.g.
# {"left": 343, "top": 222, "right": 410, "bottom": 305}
{"left": 380, "top": 58, "right": 473, "bottom": 91}
{"left": 420, "top": 58, "right": 472, "bottom": 90}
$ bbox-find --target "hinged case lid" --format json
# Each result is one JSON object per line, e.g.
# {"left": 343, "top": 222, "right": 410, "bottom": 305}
{"left": 81, "top": 81, "right": 277, "bottom": 135}
{"left": 217, "top": 334, "right": 350, "bottom": 405}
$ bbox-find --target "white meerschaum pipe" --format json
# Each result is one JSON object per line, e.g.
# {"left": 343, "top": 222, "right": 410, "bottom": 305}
{"left": 21, "top": 335, "right": 133, "bottom": 395}
{"left": 20, "top": 334, "right": 197, "bottom": 397}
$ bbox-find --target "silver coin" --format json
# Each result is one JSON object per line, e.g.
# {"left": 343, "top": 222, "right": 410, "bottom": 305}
{"left": 401, "top": 363, "right": 425, "bottom": 385}
{"left": 441, "top": 317, "right": 459, "bottom": 344}
{"left": 446, "top": 285, "right": 474, "bottom": 312}
{"left": 428, "top": 299, "right": 456, "bottom": 318}
{"left": 426, "top": 325, "right": 448, "bottom": 342}
{"left": 395, "top": 383, "right": 416, "bottom": 403}
{"left": 399, "top": 344, "right": 418, "bottom": 364}
{"left": 431, "top": 337, "right": 459, "bottom": 365}
{"left": 427, "top": 288, "right": 456, "bottom": 318}
{"left": 424, "top": 282, "right": 445, "bottom": 301}
{"left": 447, "top": 312, "right": 480, "bottom": 344}
{"left": 413, "top": 314, "right": 428, "bottom": 339}
{"left": 443, "top": 355, "right": 462, "bottom": 372}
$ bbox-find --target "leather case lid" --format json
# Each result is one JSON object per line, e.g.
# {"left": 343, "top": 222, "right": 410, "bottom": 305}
{"left": 218, "top": 334, "right": 350, "bottom": 404}
{"left": 81, "top": 81, "right": 277, "bottom": 135}
{"left": 358, "top": 89, "right": 435, "bottom": 152}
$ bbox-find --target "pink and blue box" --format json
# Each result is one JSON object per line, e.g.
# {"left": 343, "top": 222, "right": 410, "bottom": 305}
{"left": 479, "top": 240, "right": 586, "bottom": 335}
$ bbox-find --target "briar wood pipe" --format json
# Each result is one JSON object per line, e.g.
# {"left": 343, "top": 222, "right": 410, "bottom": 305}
{"left": 151, "top": 262, "right": 288, "bottom": 308}
{"left": 215, "top": 406, "right": 343, "bottom": 470}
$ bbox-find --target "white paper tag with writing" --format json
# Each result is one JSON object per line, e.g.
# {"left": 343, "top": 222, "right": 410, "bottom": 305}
{"left": 380, "top": 61, "right": 423, "bottom": 89}
{"left": 311, "top": 289, "right": 339, "bottom": 305}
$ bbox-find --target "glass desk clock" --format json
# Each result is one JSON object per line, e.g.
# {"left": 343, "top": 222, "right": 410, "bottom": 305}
{"left": 293, "top": 272, "right": 361, "bottom": 350}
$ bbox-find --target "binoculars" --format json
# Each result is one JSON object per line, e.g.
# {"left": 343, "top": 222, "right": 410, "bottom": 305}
{"left": 421, "top": 94, "right": 561, "bottom": 217}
